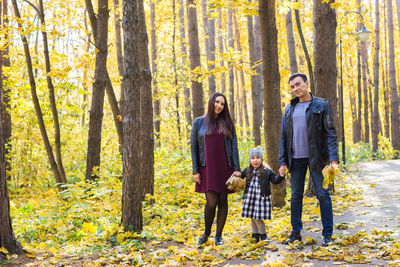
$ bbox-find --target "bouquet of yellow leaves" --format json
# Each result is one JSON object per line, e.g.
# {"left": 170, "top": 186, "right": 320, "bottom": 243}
{"left": 226, "top": 174, "right": 246, "bottom": 192}
{"left": 322, "top": 163, "right": 340, "bottom": 189}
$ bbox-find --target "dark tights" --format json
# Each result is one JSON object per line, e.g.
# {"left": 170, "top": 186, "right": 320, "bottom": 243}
{"left": 204, "top": 191, "right": 228, "bottom": 237}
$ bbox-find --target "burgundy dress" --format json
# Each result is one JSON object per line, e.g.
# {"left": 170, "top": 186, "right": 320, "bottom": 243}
{"left": 196, "top": 129, "right": 234, "bottom": 194}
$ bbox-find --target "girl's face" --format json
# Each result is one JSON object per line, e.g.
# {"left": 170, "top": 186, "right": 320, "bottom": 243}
{"left": 250, "top": 155, "right": 262, "bottom": 169}
{"left": 214, "top": 96, "right": 225, "bottom": 115}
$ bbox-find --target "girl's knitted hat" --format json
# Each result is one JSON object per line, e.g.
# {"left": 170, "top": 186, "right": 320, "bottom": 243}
{"left": 249, "top": 148, "right": 263, "bottom": 161}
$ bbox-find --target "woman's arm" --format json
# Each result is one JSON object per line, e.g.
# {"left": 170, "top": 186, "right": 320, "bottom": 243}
{"left": 191, "top": 118, "right": 200, "bottom": 174}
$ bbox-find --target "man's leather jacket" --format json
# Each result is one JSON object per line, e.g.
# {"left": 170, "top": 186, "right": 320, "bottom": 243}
{"left": 279, "top": 95, "right": 339, "bottom": 172}
{"left": 191, "top": 116, "right": 240, "bottom": 174}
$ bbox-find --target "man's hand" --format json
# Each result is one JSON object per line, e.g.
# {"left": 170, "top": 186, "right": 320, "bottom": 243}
{"left": 232, "top": 171, "right": 241, "bottom": 177}
{"left": 329, "top": 161, "right": 339, "bottom": 166}
{"left": 193, "top": 173, "right": 201, "bottom": 184}
{"left": 279, "top": 165, "right": 287, "bottom": 176}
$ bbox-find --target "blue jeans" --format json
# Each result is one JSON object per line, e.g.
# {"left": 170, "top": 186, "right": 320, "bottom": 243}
{"left": 290, "top": 158, "right": 333, "bottom": 236}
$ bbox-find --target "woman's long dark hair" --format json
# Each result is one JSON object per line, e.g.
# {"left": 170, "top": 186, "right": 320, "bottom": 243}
{"left": 204, "top": 92, "right": 234, "bottom": 139}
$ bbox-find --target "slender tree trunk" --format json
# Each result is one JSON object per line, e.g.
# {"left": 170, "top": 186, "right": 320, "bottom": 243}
{"left": 1, "top": 0, "right": 11, "bottom": 181}
{"left": 349, "top": 90, "right": 358, "bottom": 143}
{"left": 138, "top": 0, "right": 154, "bottom": 197}
{"left": 187, "top": 0, "right": 204, "bottom": 118}
{"left": 85, "top": 0, "right": 109, "bottom": 181}
{"left": 309, "top": 0, "right": 337, "bottom": 196}
{"left": 82, "top": 12, "right": 91, "bottom": 126}
{"left": 38, "top": 0, "right": 67, "bottom": 183}
{"left": 227, "top": 2, "right": 235, "bottom": 122}
{"left": 259, "top": 0, "right": 285, "bottom": 207}
{"left": 0, "top": 90, "right": 24, "bottom": 260}
{"left": 173, "top": 0, "right": 181, "bottom": 136}
{"left": 254, "top": 1, "right": 263, "bottom": 121}
{"left": 383, "top": 0, "right": 390, "bottom": 139}
{"left": 233, "top": 9, "right": 249, "bottom": 128}
{"left": 114, "top": 0, "right": 124, "bottom": 76}
{"left": 201, "top": 0, "right": 215, "bottom": 95}
{"left": 121, "top": 0, "right": 145, "bottom": 232}
{"left": 387, "top": 0, "right": 400, "bottom": 150}
{"left": 361, "top": 42, "right": 370, "bottom": 143}
{"left": 12, "top": 0, "right": 64, "bottom": 191}
{"left": 179, "top": 0, "right": 192, "bottom": 126}
{"left": 294, "top": 5, "right": 315, "bottom": 95}
{"left": 372, "top": 0, "right": 380, "bottom": 152}
{"left": 217, "top": 7, "right": 226, "bottom": 94}
{"left": 150, "top": 0, "right": 161, "bottom": 139}
{"left": 286, "top": 8, "right": 298, "bottom": 74}
{"left": 247, "top": 1, "right": 261, "bottom": 145}
{"left": 356, "top": 49, "right": 362, "bottom": 142}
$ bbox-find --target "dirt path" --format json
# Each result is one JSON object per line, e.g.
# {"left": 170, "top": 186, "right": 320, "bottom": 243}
{"left": 225, "top": 160, "right": 400, "bottom": 266}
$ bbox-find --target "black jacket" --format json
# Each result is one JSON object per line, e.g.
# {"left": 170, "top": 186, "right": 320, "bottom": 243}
{"left": 279, "top": 95, "right": 339, "bottom": 172}
{"left": 191, "top": 116, "right": 240, "bottom": 174}
{"left": 241, "top": 166, "right": 284, "bottom": 197}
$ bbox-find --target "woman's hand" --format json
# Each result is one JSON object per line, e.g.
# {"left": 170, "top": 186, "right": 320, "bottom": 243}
{"left": 232, "top": 171, "right": 241, "bottom": 177}
{"left": 193, "top": 173, "right": 201, "bottom": 184}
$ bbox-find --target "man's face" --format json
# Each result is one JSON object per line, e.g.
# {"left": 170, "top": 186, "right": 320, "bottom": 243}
{"left": 289, "top": 76, "right": 309, "bottom": 100}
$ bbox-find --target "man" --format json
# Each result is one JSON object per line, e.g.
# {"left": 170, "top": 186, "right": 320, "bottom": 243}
{"left": 279, "top": 73, "right": 339, "bottom": 247}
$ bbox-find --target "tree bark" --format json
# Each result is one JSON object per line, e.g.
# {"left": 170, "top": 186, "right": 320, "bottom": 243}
{"left": 187, "top": 0, "right": 204, "bottom": 118}
{"left": 12, "top": 0, "right": 64, "bottom": 191}
{"left": 387, "top": 0, "right": 400, "bottom": 150}
{"left": 38, "top": 0, "right": 67, "bottom": 183}
{"left": 1, "top": 0, "right": 11, "bottom": 181}
{"left": 254, "top": 1, "right": 263, "bottom": 122}
{"left": 372, "top": 0, "right": 380, "bottom": 152}
{"left": 114, "top": 0, "right": 124, "bottom": 76}
{"left": 259, "top": 0, "right": 285, "bottom": 207}
{"left": 121, "top": 0, "right": 146, "bottom": 232}
{"left": 294, "top": 5, "right": 315, "bottom": 95}
{"left": 227, "top": 2, "right": 235, "bottom": 122}
{"left": 217, "top": 7, "right": 226, "bottom": 94}
{"left": 247, "top": 1, "right": 261, "bottom": 145}
{"left": 85, "top": 0, "right": 109, "bottom": 181}
{"left": 201, "top": 0, "right": 215, "bottom": 96}
{"left": 383, "top": 0, "right": 390, "bottom": 139}
{"left": 173, "top": 0, "right": 181, "bottom": 136}
{"left": 82, "top": 12, "right": 91, "bottom": 126}
{"left": 355, "top": 48, "right": 362, "bottom": 143}
{"left": 286, "top": 8, "right": 298, "bottom": 74}
{"left": 361, "top": 42, "right": 370, "bottom": 143}
{"left": 179, "top": 0, "right": 192, "bottom": 126}
{"left": 138, "top": 0, "right": 154, "bottom": 197}
{"left": 150, "top": 0, "right": 161, "bottom": 139}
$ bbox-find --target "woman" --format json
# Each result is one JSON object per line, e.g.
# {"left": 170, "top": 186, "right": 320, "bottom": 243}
{"left": 191, "top": 92, "right": 241, "bottom": 246}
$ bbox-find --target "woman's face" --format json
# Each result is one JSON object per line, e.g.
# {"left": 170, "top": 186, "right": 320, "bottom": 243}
{"left": 214, "top": 96, "right": 225, "bottom": 115}
{"left": 250, "top": 155, "right": 262, "bottom": 169}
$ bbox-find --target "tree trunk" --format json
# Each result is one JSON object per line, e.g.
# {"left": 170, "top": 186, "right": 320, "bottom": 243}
{"left": 387, "top": 0, "right": 400, "bottom": 150}
{"left": 1, "top": 0, "right": 11, "bottom": 181}
{"left": 227, "top": 3, "right": 235, "bottom": 122}
{"left": 201, "top": 0, "right": 215, "bottom": 96}
{"left": 361, "top": 42, "right": 370, "bottom": 143}
{"left": 294, "top": 5, "right": 315, "bottom": 95}
{"left": 0, "top": 92, "right": 24, "bottom": 260}
{"left": 356, "top": 48, "right": 362, "bottom": 143}
{"left": 85, "top": 0, "right": 109, "bottom": 181}
{"left": 150, "top": 0, "right": 161, "bottom": 139}
{"left": 121, "top": 0, "right": 146, "bottom": 232}
{"left": 179, "top": 0, "right": 192, "bottom": 127}
{"left": 286, "top": 8, "right": 298, "bottom": 74}
{"left": 82, "top": 12, "right": 91, "bottom": 126}
{"left": 247, "top": 2, "right": 261, "bottom": 145}
{"left": 173, "top": 0, "right": 181, "bottom": 136}
{"left": 233, "top": 9, "right": 249, "bottom": 128}
{"left": 12, "top": 0, "right": 64, "bottom": 191}
{"left": 138, "top": 0, "right": 154, "bottom": 198}
{"left": 310, "top": 0, "right": 337, "bottom": 196}
{"left": 187, "top": 0, "right": 204, "bottom": 119}
{"left": 254, "top": 2, "right": 263, "bottom": 123}
{"left": 114, "top": 0, "right": 124, "bottom": 76}
{"left": 38, "top": 0, "right": 67, "bottom": 184}
{"left": 349, "top": 90, "right": 358, "bottom": 143}
{"left": 383, "top": 0, "right": 390, "bottom": 139}
{"left": 372, "top": 0, "right": 380, "bottom": 152}
{"left": 217, "top": 7, "right": 226, "bottom": 94}
{"left": 259, "top": 0, "right": 285, "bottom": 207}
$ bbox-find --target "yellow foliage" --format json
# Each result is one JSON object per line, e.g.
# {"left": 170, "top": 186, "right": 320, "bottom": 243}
{"left": 322, "top": 164, "right": 340, "bottom": 189}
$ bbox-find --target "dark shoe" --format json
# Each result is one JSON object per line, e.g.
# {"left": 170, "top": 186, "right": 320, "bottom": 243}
{"left": 259, "top": 233, "right": 268, "bottom": 242}
{"left": 215, "top": 235, "right": 224, "bottom": 246}
{"left": 197, "top": 234, "right": 209, "bottom": 247}
{"left": 322, "top": 235, "right": 332, "bottom": 247}
{"left": 283, "top": 232, "right": 302, "bottom": 244}
{"left": 251, "top": 233, "right": 260, "bottom": 243}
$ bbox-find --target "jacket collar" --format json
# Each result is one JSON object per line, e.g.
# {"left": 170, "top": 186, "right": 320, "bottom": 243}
{"left": 290, "top": 92, "right": 314, "bottom": 105}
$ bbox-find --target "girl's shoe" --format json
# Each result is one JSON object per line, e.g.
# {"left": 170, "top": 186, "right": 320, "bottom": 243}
{"left": 259, "top": 233, "right": 268, "bottom": 242}
{"left": 251, "top": 233, "right": 260, "bottom": 243}
{"left": 197, "top": 234, "right": 209, "bottom": 247}
{"left": 215, "top": 235, "right": 224, "bottom": 245}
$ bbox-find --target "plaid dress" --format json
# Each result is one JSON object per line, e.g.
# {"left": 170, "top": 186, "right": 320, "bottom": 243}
{"left": 241, "top": 170, "right": 272, "bottom": 220}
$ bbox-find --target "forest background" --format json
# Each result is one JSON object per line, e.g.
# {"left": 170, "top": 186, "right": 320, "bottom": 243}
{"left": 0, "top": 0, "right": 400, "bottom": 265}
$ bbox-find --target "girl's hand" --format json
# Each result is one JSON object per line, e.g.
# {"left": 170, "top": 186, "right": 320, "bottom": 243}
{"left": 193, "top": 173, "right": 201, "bottom": 184}
{"left": 232, "top": 171, "right": 241, "bottom": 177}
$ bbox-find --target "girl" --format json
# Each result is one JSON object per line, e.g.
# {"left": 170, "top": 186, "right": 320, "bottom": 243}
{"left": 241, "top": 148, "right": 285, "bottom": 242}
{"left": 191, "top": 92, "right": 241, "bottom": 246}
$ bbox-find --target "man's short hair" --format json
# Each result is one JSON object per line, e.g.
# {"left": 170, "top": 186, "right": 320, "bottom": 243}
{"left": 288, "top": 73, "right": 308, "bottom": 83}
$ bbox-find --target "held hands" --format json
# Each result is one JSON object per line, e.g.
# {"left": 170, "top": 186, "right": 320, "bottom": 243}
{"left": 279, "top": 165, "right": 287, "bottom": 176}
{"left": 193, "top": 173, "right": 201, "bottom": 184}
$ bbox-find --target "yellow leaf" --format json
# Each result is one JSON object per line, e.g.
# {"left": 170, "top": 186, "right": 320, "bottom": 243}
{"left": 26, "top": 253, "right": 36, "bottom": 258}
{"left": 116, "top": 115, "right": 122, "bottom": 122}
{"left": 0, "top": 247, "right": 9, "bottom": 254}
{"left": 370, "top": 184, "right": 376, "bottom": 187}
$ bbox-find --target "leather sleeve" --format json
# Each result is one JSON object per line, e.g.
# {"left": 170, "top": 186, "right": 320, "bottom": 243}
{"left": 191, "top": 118, "right": 200, "bottom": 174}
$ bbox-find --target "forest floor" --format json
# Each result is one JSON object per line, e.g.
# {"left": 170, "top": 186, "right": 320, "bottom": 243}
{"left": 2, "top": 160, "right": 400, "bottom": 266}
